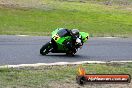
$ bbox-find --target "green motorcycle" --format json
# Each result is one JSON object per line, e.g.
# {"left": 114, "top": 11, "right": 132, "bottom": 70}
{"left": 40, "top": 28, "right": 89, "bottom": 56}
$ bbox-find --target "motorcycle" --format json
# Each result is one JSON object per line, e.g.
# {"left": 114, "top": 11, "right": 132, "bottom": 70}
{"left": 40, "top": 28, "right": 89, "bottom": 56}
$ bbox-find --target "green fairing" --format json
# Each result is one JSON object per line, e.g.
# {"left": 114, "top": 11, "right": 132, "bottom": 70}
{"left": 79, "top": 32, "right": 89, "bottom": 43}
{"left": 51, "top": 28, "right": 59, "bottom": 38}
{"left": 51, "top": 28, "right": 72, "bottom": 50}
{"left": 51, "top": 28, "right": 89, "bottom": 50}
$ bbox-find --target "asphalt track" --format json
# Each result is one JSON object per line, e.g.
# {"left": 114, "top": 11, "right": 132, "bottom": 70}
{"left": 0, "top": 35, "right": 132, "bottom": 65}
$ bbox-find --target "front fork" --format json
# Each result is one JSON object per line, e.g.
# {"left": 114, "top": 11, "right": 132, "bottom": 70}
{"left": 47, "top": 42, "right": 53, "bottom": 52}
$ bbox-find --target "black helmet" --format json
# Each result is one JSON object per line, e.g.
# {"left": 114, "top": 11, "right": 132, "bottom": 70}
{"left": 71, "top": 29, "right": 79, "bottom": 37}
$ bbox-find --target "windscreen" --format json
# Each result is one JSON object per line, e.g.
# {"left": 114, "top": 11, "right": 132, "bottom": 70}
{"left": 57, "top": 29, "right": 68, "bottom": 37}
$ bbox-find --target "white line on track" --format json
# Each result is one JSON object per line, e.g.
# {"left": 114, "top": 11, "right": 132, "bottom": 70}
{"left": 101, "top": 37, "right": 118, "bottom": 38}
{"left": 0, "top": 61, "right": 132, "bottom": 68}
{"left": 16, "top": 35, "right": 29, "bottom": 37}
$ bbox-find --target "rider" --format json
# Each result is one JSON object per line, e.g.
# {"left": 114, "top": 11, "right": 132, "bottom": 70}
{"left": 57, "top": 28, "right": 82, "bottom": 51}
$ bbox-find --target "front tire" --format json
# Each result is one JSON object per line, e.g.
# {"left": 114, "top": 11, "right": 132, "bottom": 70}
{"left": 40, "top": 42, "right": 52, "bottom": 55}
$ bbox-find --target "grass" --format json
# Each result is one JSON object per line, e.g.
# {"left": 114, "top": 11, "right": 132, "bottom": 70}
{"left": 0, "top": 0, "right": 132, "bottom": 37}
{"left": 0, "top": 62, "right": 132, "bottom": 88}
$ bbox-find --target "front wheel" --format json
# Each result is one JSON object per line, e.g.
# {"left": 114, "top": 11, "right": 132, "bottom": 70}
{"left": 40, "top": 42, "right": 52, "bottom": 55}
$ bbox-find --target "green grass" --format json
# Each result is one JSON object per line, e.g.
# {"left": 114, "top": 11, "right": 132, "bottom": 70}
{"left": 0, "top": 0, "right": 132, "bottom": 37}
{"left": 0, "top": 63, "right": 132, "bottom": 88}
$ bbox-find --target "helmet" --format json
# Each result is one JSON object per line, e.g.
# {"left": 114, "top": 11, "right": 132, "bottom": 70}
{"left": 71, "top": 29, "right": 79, "bottom": 37}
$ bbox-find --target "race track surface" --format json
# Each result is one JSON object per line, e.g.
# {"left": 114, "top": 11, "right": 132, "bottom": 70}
{"left": 0, "top": 35, "right": 132, "bottom": 65}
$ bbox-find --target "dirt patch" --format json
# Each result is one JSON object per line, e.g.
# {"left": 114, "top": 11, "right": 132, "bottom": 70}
{"left": 0, "top": 0, "right": 56, "bottom": 11}
{"left": 0, "top": 0, "right": 45, "bottom": 9}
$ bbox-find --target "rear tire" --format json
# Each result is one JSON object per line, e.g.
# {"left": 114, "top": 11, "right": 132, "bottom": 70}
{"left": 66, "top": 48, "right": 77, "bottom": 56}
{"left": 66, "top": 51, "right": 75, "bottom": 56}
{"left": 40, "top": 42, "right": 52, "bottom": 55}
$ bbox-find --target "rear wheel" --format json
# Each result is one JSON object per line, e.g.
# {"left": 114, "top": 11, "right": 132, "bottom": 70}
{"left": 40, "top": 42, "right": 52, "bottom": 55}
{"left": 66, "top": 51, "right": 75, "bottom": 56}
{"left": 66, "top": 48, "right": 77, "bottom": 56}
